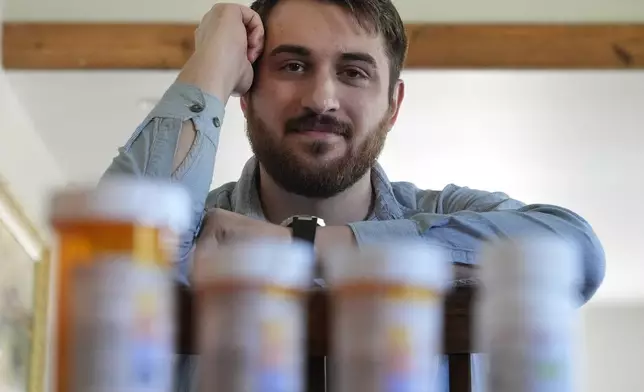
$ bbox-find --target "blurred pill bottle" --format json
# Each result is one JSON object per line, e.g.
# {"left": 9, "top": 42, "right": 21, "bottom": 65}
{"left": 475, "top": 235, "right": 582, "bottom": 392}
{"left": 323, "top": 241, "right": 452, "bottom": 392}
{"left": 49, "top": 177, "right": 191, "bottom": 392}
{"left": 193, "top": 239, "right": 315, "bottom": 392}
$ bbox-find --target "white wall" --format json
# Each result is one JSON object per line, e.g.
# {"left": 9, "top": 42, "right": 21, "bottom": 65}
{"left": 0, "top": 72, "right": 65, "bottom": 238}
{"left": 582, "top": 303, "right": 644, "bottom": 392}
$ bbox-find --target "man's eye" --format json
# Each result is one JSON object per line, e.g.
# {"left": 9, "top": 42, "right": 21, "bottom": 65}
{"left": 342, "top": 68, "right": 368, "bottom": 79}
{"left": 282, "top": 62, "right": 305, "bottom": 73}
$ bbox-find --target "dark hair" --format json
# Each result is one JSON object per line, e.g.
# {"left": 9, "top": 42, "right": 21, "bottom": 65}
{"left": 250, "top": 0, "right": 408, "bottom": 93}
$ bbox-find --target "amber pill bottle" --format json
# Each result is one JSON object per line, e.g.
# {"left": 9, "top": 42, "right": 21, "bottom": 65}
{"left": 49, "top": 178, "right": 191, "bottom": 392}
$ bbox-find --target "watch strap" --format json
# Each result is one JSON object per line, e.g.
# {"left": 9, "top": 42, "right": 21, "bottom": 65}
{"left": 282, "top": 215, "right": 325, "bottom": 245}
{"left": 290, "top": 217, "right": 319, "bottom": 244}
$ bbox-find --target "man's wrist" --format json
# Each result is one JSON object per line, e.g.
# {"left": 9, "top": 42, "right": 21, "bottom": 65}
{"left": 454, "top": 263, "right": 477, "bottom": 280}
{"left": 269, "top": 224, "right": 292, "bottom": 240}
{"left": 177, "top": 50, "right": 234, "bottom": 104}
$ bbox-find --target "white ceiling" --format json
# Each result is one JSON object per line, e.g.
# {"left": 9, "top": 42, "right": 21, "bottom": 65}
{"left": 5, "top": 69, "right": 644, "bottom": 303}
{"left": 5, "top": 0, "right": 644, "bottom": 22}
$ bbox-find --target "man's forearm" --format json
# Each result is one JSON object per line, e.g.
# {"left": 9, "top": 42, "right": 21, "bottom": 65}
{"left": 176, "top": 50, "right": 236, "bottom": 105}
{"left": 171, "top": 51, "right": 228, "bottom": 173}
{"left": 317, "top": 225, "right": 477, "bottom": 280}
{"left": 102, "top": 82, "right": 225, "bottom": 283}
{"left": 172, "top": 122, "right": 198, "bottom": 173}
{"left": 347, "top": 205, "right": 605, "bottom": 303}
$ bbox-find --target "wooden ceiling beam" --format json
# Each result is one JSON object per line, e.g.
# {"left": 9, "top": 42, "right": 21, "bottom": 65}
{"left": 3, "top": 23, "right": 644, "bottom": 69}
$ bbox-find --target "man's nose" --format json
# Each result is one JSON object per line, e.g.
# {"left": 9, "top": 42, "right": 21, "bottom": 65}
{"left": 300, "top": 73, "right": 340, "bottom": 114}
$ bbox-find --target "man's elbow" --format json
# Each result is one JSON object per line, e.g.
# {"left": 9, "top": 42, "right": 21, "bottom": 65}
{"left": 577, "top": 223, "right": 606, "bottom": 304}
{"left": 520, "top": 204, "right": 606, "bottom": 303}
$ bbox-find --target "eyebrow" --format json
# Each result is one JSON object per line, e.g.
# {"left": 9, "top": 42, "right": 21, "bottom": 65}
{"left": 340, "top": 52, "right": 377, "bottom": 68}
{"left": 269, "top": 44, "right": 378, "bottom": 68}
{"left": 269, "top": 44, "right": 311, "bottom": 57}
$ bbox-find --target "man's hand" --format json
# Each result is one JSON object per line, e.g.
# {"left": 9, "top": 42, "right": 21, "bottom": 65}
{"left": 197, "top": 208, "right": 290, "bottom": 247}
{"left": 177, "top": 3, "right": 264, "bottom": 101}
{"left": 195, "top": 213, "right": 473, "bottom": 280}
{"left": 196, "top": 209, "right": 359, "bottom": 255}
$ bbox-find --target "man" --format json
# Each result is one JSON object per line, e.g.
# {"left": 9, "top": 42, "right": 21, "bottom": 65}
{"left": 104, "top": 0, "right": 605, "bottom": 390}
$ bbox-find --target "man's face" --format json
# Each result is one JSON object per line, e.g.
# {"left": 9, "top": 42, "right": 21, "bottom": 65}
{"left": 243, "top": 0, "right": 404, "bottom": 198}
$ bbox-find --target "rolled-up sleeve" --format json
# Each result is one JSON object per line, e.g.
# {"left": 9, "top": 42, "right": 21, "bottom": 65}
{"left": 102, "top": 81, "right": 224, "bottom": 283}
{"left": 349, "top": 219, "right": 421, "bottom": 245}
{"left": 348, "top": 184, "right": 606, "bottom": 303}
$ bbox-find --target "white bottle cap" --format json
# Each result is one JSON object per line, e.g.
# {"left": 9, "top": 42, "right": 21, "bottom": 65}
{"left": 49, "top": 176, "right": 192, "bottom": 234}
{"left": 194, "top": 239, "right": 316, "bottom": 290}
{"left": 479, "top": 234, "right": 582, "bottom": 289}
{"left": 323, "top": 240, "right": 452, "bottom": 292}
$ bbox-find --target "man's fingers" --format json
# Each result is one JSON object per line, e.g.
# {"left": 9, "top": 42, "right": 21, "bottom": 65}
{"left": 247, "top": 28, "right": 265, "bottom": 63}
{"left": 239, "top": 5, "right": 262, "bottom": 28}
{"left": 198, "top": 209, "right": 218, "bottom": 237}
{"left": 242, "top": 8, "right": 265, "bottom": 63}
{"left": 193, "top": 236, "right": 219, "bottom": 276}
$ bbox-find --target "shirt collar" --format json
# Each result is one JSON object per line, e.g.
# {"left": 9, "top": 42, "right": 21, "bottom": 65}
{"left": 230, "top": 156, "right": 404, "bottom": 221}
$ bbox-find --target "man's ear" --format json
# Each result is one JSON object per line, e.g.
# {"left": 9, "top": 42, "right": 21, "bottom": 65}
{"left": 387, "top": 79, "right": 405, "bottom": 130}
{"left": 240, "top": 94, "right": 249, "bottom": 118}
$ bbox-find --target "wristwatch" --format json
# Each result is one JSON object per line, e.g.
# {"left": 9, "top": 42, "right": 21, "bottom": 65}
{"left": 282, "top": 215, "right": 327, "bottom": 288}
{"left": 280, "top": 215, "right": 325, "bottom": 244}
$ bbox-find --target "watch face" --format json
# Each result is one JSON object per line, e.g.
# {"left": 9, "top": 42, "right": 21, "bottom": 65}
{"left": 281, "top": 215, "right": 325, "bottom": 227}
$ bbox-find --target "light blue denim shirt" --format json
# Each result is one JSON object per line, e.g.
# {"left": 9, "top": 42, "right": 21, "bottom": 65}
{"left": 103, "top": 81, "right": 605, "bottom": 391}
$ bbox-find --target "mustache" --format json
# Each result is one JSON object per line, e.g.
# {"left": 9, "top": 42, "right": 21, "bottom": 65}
{"left": 285, "top": 113, "right": 352, "bottom": 137}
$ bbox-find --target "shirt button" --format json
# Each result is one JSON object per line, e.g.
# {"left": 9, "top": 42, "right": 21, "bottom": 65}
{"left": 452, "top": 250, "right": 466, "bottom": 262}
{"left": 189, "top": 103, "right": 203, "bottom": 113}
{"left": 213, "top": 117, "right": 221, "bottom": 127}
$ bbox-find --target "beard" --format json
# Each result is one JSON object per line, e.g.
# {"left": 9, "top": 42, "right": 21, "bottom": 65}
{"left": 245, "top": 105, "right": 391, "bottom": 198}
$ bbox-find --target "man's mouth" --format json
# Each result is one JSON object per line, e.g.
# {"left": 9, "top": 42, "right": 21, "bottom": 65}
{"left": 295, "top": 128, "right": 345, "bottom": 140}
{"left": 301, "top": 125, "right": 341, "bottom": 134}
{"left": 286, "top": 115, "right": 351, "bottom": 138}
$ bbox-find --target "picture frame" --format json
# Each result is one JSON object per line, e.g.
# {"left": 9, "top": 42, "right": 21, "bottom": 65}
{"left": 0, "top": 180, "right": 50, "bottom": 392}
